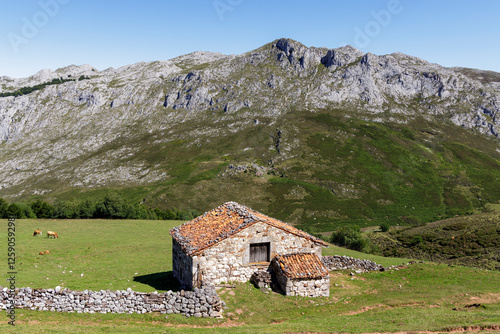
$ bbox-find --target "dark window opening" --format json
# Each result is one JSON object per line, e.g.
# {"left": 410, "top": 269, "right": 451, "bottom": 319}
{"left": 249, "top": 242, "right": 270, "bottom": 263}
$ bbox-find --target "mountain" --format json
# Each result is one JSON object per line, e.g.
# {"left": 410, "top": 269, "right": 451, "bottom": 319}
{"left": 1, "top": 38, "right": 500, "bottom": 230}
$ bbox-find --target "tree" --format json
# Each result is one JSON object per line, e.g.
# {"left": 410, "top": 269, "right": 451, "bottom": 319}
{"left": 54, "top": 200, "right": 78, "bottom": 219}
{"left": 7, "top": 203, "right": 36, "bottom": 219}
{"left": 0, "top": 198, "right": 9, "bottom": 218}
{"left": 76, "top": 199, "right": 96, "bottom": 218}
{"left": 30, "top": 199, "right": 55, "bottom": 218}
{"left": 94, "top": 192, "right": 125, "bottom": 218}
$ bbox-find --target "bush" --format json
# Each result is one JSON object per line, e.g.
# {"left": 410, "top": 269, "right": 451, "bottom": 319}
{"left": 330, "top": 226, "right": 366, "bottom": 251}
{"left": 409, "top": 235, "right": 423, "bottom": 246}
{"left": 380, "top": 222, "right": 390, "bottom": 232}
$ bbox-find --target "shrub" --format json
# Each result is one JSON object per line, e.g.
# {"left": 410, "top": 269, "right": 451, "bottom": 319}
{"left": 380, "top": 222, "right": 390, "bottom": 232}
{"left": 330, "top": 226, "right": 367, "bottom": 252}
{"left": 409, "top": 235, "right": 423, "bottom": 246}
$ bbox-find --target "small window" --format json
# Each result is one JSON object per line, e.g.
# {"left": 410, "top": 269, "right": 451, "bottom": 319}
{"left": 249, "top": 242, "right": 270, "bottom": 263}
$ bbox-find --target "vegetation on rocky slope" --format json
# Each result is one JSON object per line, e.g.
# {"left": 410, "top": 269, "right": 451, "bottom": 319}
{"left": 5, "top": 108, "right": 500, "bottom": 233}
{"left": 366, "top": 211, "right": 500, "bottom": 270}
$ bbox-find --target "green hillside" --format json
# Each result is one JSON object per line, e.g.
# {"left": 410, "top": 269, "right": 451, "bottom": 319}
{"left": 15, "top": 108, "right": 499, "bottom": 232}
{"left": 367, "top": 211, "right": 500, "bottom": 270}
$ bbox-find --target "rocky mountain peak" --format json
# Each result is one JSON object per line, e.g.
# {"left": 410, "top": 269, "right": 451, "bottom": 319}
{"left": 0, "top": 38, "right": 499, "bottom": 199}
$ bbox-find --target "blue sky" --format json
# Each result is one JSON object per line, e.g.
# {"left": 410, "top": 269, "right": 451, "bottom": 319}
{"left": 1, "top": 0, "right": 499, "bottom": 78}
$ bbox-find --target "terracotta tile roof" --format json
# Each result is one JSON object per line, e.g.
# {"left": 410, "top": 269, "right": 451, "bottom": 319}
{"left": 170, "top": 202, "right": 328, "bottom": 256}
{"left": 273, "top": 253, "right": 329, "bottom": 279}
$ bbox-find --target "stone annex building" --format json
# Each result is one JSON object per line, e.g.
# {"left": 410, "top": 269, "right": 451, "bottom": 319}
{"left": 170, "top": 202, "right": 330, "bottom": 297}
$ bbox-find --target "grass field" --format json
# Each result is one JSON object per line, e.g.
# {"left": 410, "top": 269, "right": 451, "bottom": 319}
{"left": 1, "top": 219, "right": 499, "bottom": 333}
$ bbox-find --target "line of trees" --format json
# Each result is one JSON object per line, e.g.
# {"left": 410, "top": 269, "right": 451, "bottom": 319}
{"left": 0, "top": 194, "right": 199, "bottom": 221}
{"left": 0, "top": 76, "right": 90, "bottom": 98}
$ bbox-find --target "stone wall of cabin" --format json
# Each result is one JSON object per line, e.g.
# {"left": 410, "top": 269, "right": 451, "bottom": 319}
{"left": 278, "top": 276, "right": 330, "bottom": 297}
{"left": 193, "top": 222, "right": 323, "bottom": 286}
{"left": 172, "top": 239, "right": 196, "bottom": 289}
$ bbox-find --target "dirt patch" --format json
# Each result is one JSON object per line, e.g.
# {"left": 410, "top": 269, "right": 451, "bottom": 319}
{"left": 163, "top": 319, "right": 245, "bottom": 328}
{"left": 341, "top": 302, "right": 428, "bottom": 315}
{"left": 343, "top": 304, "right": 386, "bottom": 315}
{"left": 285, "top": 325, "right": 500, "bottom": 334}
{"left": 469, "top": 292, "right": 500, "bottom": 304}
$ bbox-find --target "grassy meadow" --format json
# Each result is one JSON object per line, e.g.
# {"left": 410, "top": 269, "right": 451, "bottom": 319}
{"left": 0, "top": 218, "right": 499, "bottom": 333}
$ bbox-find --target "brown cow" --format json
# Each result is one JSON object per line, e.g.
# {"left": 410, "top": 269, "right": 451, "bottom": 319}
{"left": 44, "top": 250, "right": 50, "bottom": 254}
{"left": 39, "top": 251, "right": 45, "bottom": 255}
{"left": 33, "top": 229, "right": 42, "bottom": 237}
{"left": 47, "top": 231, "right": 59, "bottom": 239}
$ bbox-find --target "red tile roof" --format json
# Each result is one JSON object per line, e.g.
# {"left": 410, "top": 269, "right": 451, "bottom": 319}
{"left": 170, "top": 202, "right": 328, "bottom": 256}
{"left": 273, "top": 253, "right": 329, "bottom": 279}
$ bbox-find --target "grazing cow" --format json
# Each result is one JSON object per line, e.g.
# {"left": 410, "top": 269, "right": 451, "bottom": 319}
{"left": 39, "top": 251, "right": 45, "bottom": 255}
{"left": 44, "top": 250, "right": 50, "bottom": 254}
{"left": 47, "top": 231, "right": 59, "bottom": 239}
{"left": 33, "top": 229, "right": 42, "bottom": 237}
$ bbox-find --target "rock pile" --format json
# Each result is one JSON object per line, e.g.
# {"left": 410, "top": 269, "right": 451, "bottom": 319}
{"left": 322, "top": 255, "right": 384, "bottom": 272}
{"left": 0, "top": 286, "right": 224, "bottom": 318}
{"left": 250, "top": 270, "right": 272, "bottom": 289}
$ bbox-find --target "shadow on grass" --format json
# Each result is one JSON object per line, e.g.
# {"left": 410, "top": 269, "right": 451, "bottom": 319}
{"left": 133, "top": 271, "right": 181, "bottom": 292}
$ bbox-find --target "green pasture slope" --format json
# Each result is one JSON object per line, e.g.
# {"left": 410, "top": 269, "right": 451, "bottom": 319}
{"left": 0, "top": 219, "right": 499, "bottom": 333}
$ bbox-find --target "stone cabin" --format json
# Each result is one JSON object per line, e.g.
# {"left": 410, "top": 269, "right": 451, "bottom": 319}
{"left": 169, "top": 202, "right": 329, "bottom": 293}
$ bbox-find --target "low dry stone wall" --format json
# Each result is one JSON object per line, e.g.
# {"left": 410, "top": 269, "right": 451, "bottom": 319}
{"left": 0, "top": 286, "right": 224, "bottom": 318}
{"left": 322, "top": 255, "right": 384, "bottom": 272}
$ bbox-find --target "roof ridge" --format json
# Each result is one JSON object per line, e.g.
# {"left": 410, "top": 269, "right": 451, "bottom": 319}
{"left": 170, "top": 202, "right": 328, "bottom": 255}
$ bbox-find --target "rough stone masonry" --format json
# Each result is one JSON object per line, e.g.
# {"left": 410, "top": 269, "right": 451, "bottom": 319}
{"left": 321, "top": 255, "right": 384, "bottom": 272}
{"left": 0, "top": 285, "right": 224, "bottom": 318}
